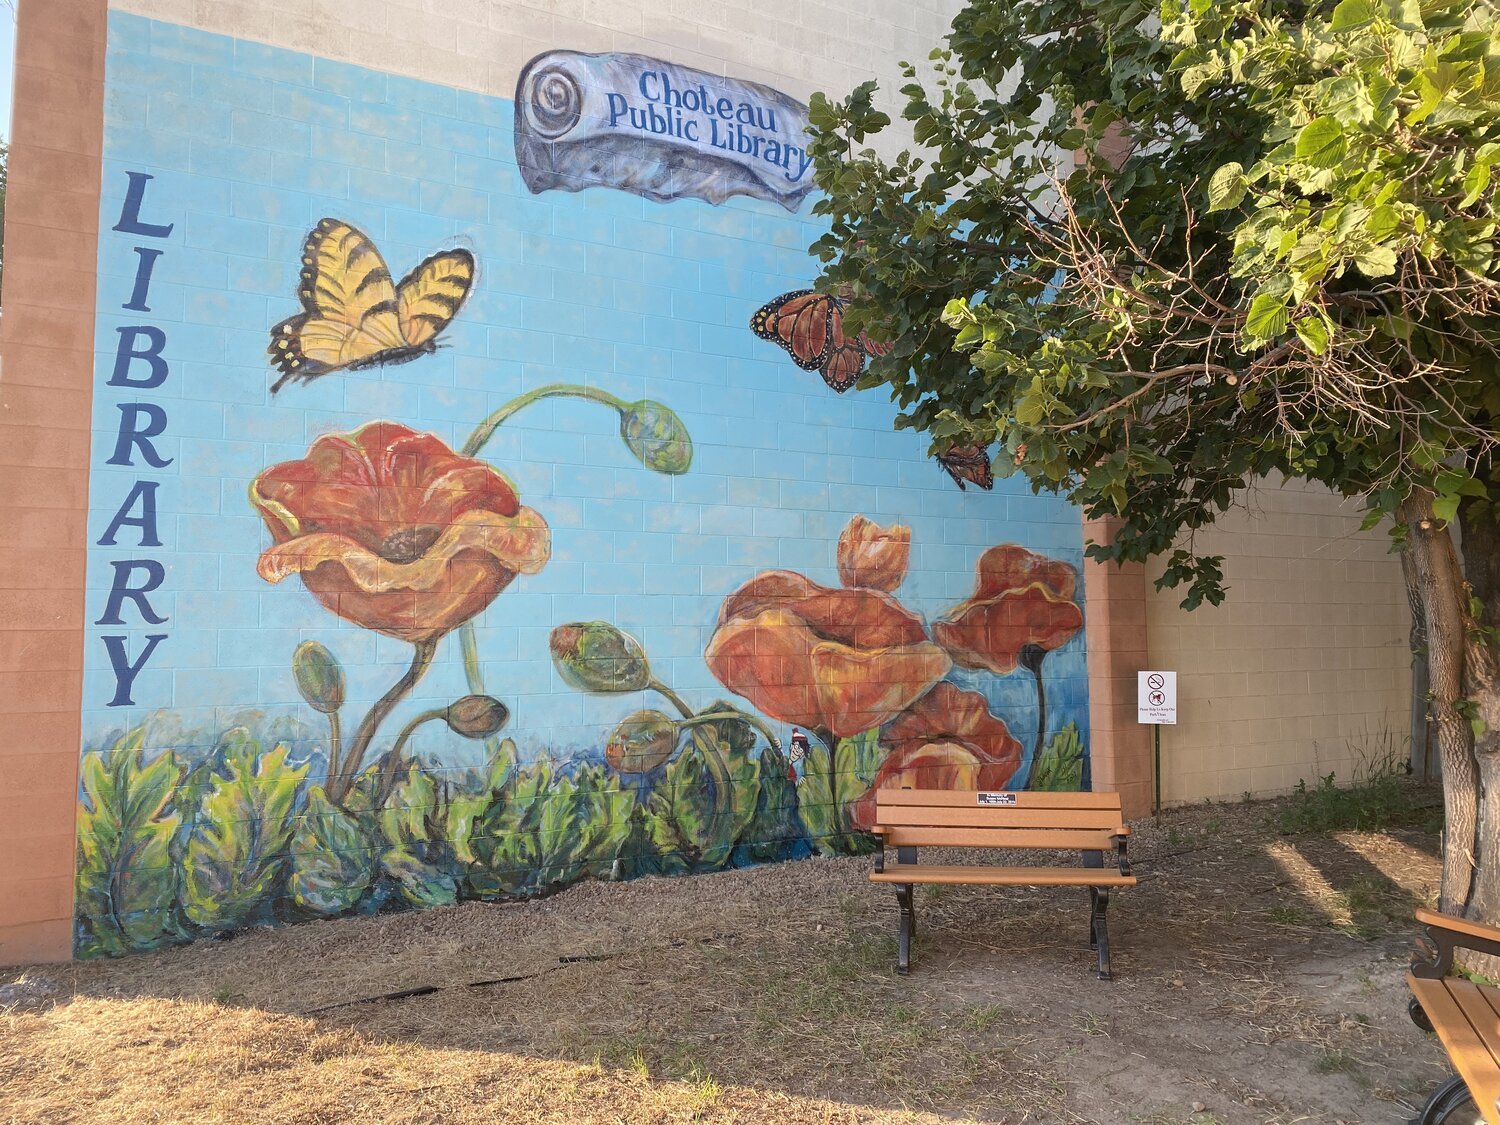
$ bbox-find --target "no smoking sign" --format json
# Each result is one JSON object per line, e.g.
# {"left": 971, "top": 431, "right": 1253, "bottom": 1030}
{"left": 1137, "top": 671, "right": 1177, "bottom": 725}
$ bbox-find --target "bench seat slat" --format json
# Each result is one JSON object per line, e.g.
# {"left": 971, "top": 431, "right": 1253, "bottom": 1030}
{"left": 876, "top": 788, "right": 1123, "bottom": 810}
{"left": 871, "top": 863, "right": 1136, "bottom": 887}
{"left": 1408, "top": 975, "right": 1500, "bottom": 1118}
{"left": 877, "top": 826, "right": 1121, "bottom": 850}
{"left": 878, "top": 806, "right": 1125, "bottom": 830}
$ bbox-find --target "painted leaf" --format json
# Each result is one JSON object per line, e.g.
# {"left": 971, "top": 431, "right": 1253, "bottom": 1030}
{"left": 377, "top": 762, "right": 458, "bottom": 908}
{"left": 532, "top": 765, "right": 631, "bottom": 889}
{"left": 647, "top": 746, "right": 718, "bottom": 871}
{"left": 795, "top": 739, "right": 843, "bottom": 856}
{"left": 464, "top": 757, "right": 552, "bottom": 898}
{"left": 75, "top": 733, "right": 185, "bottom": 958}
{"left": 446, "top": 739, "right": 516, "bottom": 866}
{"left": 183, "top": 731, "right": 307, "bottom": 932}
{"left": 730, "top": 745, "right": 808, "bottom": 866}
{"left": 1031, "top": 723, "right": 1087, "bottom": 792}
{"left": 287, "top": 785, "right": 374, "bottom": 916}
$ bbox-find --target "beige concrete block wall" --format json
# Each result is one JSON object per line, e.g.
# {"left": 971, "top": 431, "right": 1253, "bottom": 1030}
{"left": 112, "top": 0, "right": 963, "bottom": 156}
{"left": 1144, "top": 478, "right": 1413, "bottom": 805}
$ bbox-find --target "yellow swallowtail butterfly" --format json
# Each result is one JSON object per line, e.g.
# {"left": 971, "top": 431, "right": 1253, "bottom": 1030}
{"left": 268, "top": 218, "right": 475, "bottom": 393}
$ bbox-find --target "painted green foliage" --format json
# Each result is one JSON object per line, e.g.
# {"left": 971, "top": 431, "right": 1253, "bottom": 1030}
{"left": 75, "top": 729, "right": 184, "bottom": 958}
{"left": 183, "top": 731, "right": 307, "bottom": 931}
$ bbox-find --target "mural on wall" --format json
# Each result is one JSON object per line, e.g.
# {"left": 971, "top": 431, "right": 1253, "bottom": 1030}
{"left": 76, "top": 16, "right": 1092, "bottom": 958}
{"left": 514, "top": 51, "right": 815, "bottom": 210}
{"left": 268, "top": 219, "right": 476, "bottom": 391}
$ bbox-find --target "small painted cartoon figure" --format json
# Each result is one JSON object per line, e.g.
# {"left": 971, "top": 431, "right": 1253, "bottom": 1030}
{"left": 788, "top": 728, "right": 811, "bottom": 781}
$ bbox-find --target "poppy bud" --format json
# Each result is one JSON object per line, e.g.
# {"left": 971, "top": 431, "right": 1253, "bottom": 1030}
{"left": 605, "top": 710, "right": 679, "bottom": 774}
{"left": 550, "top": 621, "right": 652, "bottom": 693}
{"left": 292, "top": 641, "right": 345, "bottom": 714}
{"left": 444, "top": 695, "right": 510, "bottom": 739}
{"left": 619, "top": 399, "right": 693, "bottom": 475}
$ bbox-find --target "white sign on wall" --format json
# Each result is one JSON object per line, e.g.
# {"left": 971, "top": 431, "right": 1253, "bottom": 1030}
{"left": 1138, "top": 671, "right": 1177, "bottom": 725}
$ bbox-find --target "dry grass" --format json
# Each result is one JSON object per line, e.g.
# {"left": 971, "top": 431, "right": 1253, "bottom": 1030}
{"left": 0, "top": 785, "right": 1457, "bottom": 1124}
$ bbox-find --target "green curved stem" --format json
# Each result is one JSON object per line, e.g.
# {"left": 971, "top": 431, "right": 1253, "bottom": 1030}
{"left": 687, "top": 726, "right": 735, "bottom": 860}
{"left": 454, "top": 383, "right": 633, "bottom": 783}
{"left": 462, "top": 383, "right": 629, "bottom": 458}
{"left": 649, "top": 678, "right": 696, "bottom": 720}
{"left": 812, "top": 725, "right": 855, "bottom": 838}
{"left": 376, "top": 708, "right": 446, "bottom": 806}
{"left": 331, "top": 639, "right": 438, "bottom": 807}
{"left": 678, "top": 709, "right": 782, "bottom": 752}
{"left": 460, "top": 622, "right": 514, "bottom": 788}
{"left": 323, "top": 710, "right": 343, "bottom": 793}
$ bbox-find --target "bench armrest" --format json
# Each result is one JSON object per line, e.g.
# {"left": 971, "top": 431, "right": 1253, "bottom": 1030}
{"left": 1111, "top": 833, "right": 1132, "bottom": 878}
{"left": 1412, "top": 908, "right": 1500, "bottom": 979}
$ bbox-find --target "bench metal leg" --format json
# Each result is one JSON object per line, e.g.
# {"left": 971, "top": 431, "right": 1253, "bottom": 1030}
{"left": 1414, "top": 1074, "right": 1479, "bottom": 1124}
{"left": 895, "top": 884, "right": 914, "bottom": 975}
{"left": 1091, "top": 887, "right": 1112, "bottom": 980}
{"left": 1089, "top": 886, "right": 1099, "bottom": 949}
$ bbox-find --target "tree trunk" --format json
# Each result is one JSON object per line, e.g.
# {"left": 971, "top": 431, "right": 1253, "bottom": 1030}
{"left": 1402, "top": 491, "right": 1479, "bottom": 914}
{"left": 1400, "top": 549, "right": 1433, "bottom": 777}
{"left": 1460, "top": 497, "right": 1500, "bottom": 950}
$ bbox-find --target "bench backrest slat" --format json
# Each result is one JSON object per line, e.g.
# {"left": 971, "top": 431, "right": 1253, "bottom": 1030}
{"left": 877, "top": 805, "right": 1124, "bottom": 830}
{"left": 880, "top": 826, "right": 1119, "bottom": 850}
{"left": 875, "top": 788, "right": 1122, "bottom": 811}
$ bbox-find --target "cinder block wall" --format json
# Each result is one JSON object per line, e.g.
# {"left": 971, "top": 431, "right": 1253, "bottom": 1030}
{"left": 0, "top": 0, "right": 1412, "bottom": 967}
{"left": 1144, "top": 478, "right": 1412, "bottom": 804}
{"left": 0, "top": 0, "right": 106, "bottom": 968}
{"left": 1, "top": 0, "right": 1122, "bottom": 965}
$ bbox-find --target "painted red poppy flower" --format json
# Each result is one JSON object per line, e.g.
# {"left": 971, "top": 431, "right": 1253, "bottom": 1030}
{"left": 849, "top": 682, "right": 1023, "bottom": 829}
{"left": 251, "top": 422, "right": 549, "bottom": 643}
{"left": 704, "top": 570, "right": 951, "bottom": 739}
{"left": 933, "top": 544, "right": 1084, "bottom": 675}
{"left": 837, "top": 515, "right": 911, "bottom": 592}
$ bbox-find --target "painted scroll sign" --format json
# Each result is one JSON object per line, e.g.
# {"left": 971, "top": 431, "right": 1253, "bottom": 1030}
{"left": 514, "top": 50, "right": 814, "bottom": 210}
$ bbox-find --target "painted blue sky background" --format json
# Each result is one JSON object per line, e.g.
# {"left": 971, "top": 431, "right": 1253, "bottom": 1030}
{"left": 87, "top": 13, "right": 1089, "bottom": 782}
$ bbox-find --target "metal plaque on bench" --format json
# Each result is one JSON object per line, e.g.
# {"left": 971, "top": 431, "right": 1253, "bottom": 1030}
{"left": 976, "top": 792, "right": 1018, "bottom": 806}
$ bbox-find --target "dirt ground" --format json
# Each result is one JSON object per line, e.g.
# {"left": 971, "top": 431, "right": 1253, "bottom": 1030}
{"left": 0, "top": 791, "right": 1457, "bottom": 1124}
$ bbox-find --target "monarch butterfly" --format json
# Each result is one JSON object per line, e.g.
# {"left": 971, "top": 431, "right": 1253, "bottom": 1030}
{"left": 268, "top": 218, "right": 475, "bottom": 393}
{"left": 750, "top": 288, "right": 892, "bottom": 393}
{"left": 936, "top": 445, "right": 995, "bottom": 492}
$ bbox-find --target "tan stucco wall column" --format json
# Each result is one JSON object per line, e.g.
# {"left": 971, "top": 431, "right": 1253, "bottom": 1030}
{"left": 1082, "top": 516, "right": 1153, "bottom": 818}
{"left": 0, "top": 0, "right": 107, "bottom": 966}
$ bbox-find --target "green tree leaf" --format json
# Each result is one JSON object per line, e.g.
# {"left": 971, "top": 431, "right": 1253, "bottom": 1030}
{"left": 1206, "top": 162, "right": 1247, "bottom": 213}
{"left": 1295, "top": 116, "right": 1346, "bottom": 168}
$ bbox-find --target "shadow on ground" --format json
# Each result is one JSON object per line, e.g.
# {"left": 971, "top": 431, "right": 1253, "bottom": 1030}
{"left": 0, "top": 786, "right": 1453, "bottom": 1124}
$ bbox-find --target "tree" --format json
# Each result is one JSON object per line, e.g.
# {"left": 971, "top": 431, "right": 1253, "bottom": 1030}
{"left": 808, "top": 0, "right": 1500, "bottom": 922}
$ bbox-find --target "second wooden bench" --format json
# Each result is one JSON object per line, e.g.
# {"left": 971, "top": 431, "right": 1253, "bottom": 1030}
{"left": 869, "top": 788, "right": 1137, "bottom": 978}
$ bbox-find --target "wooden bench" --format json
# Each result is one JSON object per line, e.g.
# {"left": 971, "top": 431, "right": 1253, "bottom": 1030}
{"left": 868, "top": 788, "right": 1136, "bottom": 978}
{"left": 1408, "top": 907, "right": 1500, "bottom": 1123}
